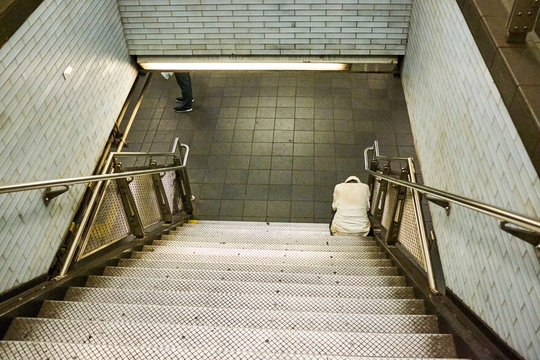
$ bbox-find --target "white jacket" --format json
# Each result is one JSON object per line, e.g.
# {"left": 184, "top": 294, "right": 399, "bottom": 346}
{"left": 331, "top": 176, "right": 371, "bottom": 236}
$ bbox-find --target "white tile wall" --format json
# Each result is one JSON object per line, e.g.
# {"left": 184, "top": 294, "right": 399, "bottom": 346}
{"left": 117, "top": 0, "right": 412, "bottom": 56}
{"left": 402, "top": 2, "right": 540, "bottom": 359}
{"left": 0, "top": 0, "right": 137, "bottom": 294}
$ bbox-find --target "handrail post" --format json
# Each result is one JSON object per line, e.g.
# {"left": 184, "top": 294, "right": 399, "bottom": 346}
{"left": 173, "top": 156, "right": 193, "bottom": 215}
{"left": 407, "top": 158, "right": 439, "bottom": 294}
{"left": 386, "top": 167, "right": 409, "bottom": 245}
{"left": 149, "top": 161, "right": 173, "bottom": 223}
{"left": 114, "top": 162, "right": 145, "bottom": 237}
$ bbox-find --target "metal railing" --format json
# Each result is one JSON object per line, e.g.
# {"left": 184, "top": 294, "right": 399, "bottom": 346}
{"left": 364, "top": 141, "right": 540, "bottom": 293}
{"left": 0, "top": 137, "right": 193, "bottom": 278}
{"left": 507, "top": 0, "right": 540, "bottom": 42}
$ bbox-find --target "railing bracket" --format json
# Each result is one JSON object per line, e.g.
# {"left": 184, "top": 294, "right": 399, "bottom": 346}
{"left": 426, "top": 195, "right": 451, "bottom": 216}
{"left": 42, "top": 186, "right": 69, "bottom": 205}
{"left": 500, "top": 221, "right": 540, "bottom": 256}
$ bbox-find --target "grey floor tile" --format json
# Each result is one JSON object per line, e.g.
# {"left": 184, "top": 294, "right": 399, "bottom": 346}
{"left": 222, "top": 184, "right": 246, "bottom": 200}
{"left": 243, "top": 200, "right": 268, "bottom": 217}
{"left": 133, "top": 71, "right": 416, "bottom": 223}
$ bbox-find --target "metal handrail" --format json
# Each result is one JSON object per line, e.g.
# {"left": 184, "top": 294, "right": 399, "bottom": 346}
{"left": 55, "top": 139, "right": 189, "bottom": 277}
{"left": 364, "top": 143, "right": 540, "bottom": 233}
{"left": 0, "top": 143, "right": 190, "bottom": 195}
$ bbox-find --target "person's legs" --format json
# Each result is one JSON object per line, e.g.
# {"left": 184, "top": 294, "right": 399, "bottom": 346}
{"left": 174, "top": 72, "right": 193, "bottom": 103}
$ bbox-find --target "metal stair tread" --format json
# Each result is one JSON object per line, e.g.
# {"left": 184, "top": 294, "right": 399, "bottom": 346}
{"left": 142, "top": 245, "right": 387, "bottom": 260}
{"left": 130, "top": 251, "right": 392, "bottom": 267}
{"left": 4, "top": 318, "right": 457, "bottom": 358}
{"left": 117, "top": 258, "right": 399, "bottom": 276}
{"left": 65, "top": 287, "right": 427, "bottom": 315}
{"left": 39, "top": 300, "right": 438, "bottom": 333}
{"left": 171, "top": 228, "right": 363, "bottom": 238}
{"left": 85, "top": 275, "right": 416, "bottom": 299}
{"left": 152, "top": 239, "right": 380, "bottom": 252}
{"left": 161, "top": 232, "right": 377, "bottom": 246}
{"left": 0, "top": 341, "right": 469, "bottom": 360}
{"left": 192, "top": 220, "right": 332, "bottom": 228}
{"left": 102, "top": 266, "right": 407, "bottom": 287}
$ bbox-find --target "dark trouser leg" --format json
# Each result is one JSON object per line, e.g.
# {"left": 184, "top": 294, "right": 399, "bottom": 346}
{"left": 329, "top": 210, "right": 336, "bottom": 235}
{"left": 174, "top": 72, "right": 193, "bottom": 103}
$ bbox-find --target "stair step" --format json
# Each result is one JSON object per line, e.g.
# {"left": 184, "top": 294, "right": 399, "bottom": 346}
{"left": 163, "top": 233, "right": 372, "bottom": 246}
{"left": 103, "top": 266, "right": 406, "bottom": 287}
{"left": 182, "top": 222, "right": 333, "bottom": 233}
{"left": 142, "top": 245, "right": 386, "bottom": 260}
{"left": 153, "top": 239, "right": 379, "bottom": 252}
{"left": 65, "top": 287, "right": 426, "bottom": 315}
{"left": 4, "top": 318, "right": 457, "bottom": 358}
{"left": 192, "top": 220, "right": 332, "bottom": 229}
{"left": 117, "top": 258, "right": 399, "bottom": 276}
{"left": 130, "top": 251, "right": 392, "bottom": 267}
{"left": 85, "top": 275, "right": 415, "bottom": 299}
{"left": 171, "top": 227, "right": 362, "bottom": 239}
{"left": 39, "top": 300, "right": 438, "bottom": 333}
{"left": 0, "top": 341, "right": 467, "bottom": 360}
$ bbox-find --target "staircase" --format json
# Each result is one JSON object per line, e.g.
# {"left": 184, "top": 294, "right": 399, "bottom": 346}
{"left": 0, "top": 220, "right": 463, "bottom": 359}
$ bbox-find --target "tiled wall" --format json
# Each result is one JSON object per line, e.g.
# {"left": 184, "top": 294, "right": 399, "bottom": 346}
{"left": 402, "top": 2, "right": 540, "bottom": 359}
{"left": 0, "top": 1, "right": 137, "bottom": 294}
{"left": 117, "top": 0, "right": 412, "bottom": 56}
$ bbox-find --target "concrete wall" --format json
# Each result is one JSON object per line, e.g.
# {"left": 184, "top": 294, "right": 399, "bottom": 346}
{"left": 0, "top": 1, "right": 137, "bottom": 294}
{"left": 117, "top": 0, "right": 412, "bottom": 56}
{"left": 402, "top": 2, "right": 540, "bottom": 359}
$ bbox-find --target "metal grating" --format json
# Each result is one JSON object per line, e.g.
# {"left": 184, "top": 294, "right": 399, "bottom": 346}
{"left": 397, "top": 190, "right": 426, "bottom": 270}
{"left": 39, "top": 300, "right": 438, "bottom": 334}
{"left": 161, "top": 170, "right": 183, "bottom": 214}
{"left": 84, "top": 275, "right": 416, "bottom": 299}
{"left": 117, "top": 258, "right": 399, "bottom": 277}
{"left": 65, "top": 286, "right": 426, "bottom": 315}
{"left": 0, "top": 341, "right": 465, "bottom": 360}
{"left": 152, "top": 239, "right": 379, "bottom": 253}
{"left": 381, "top": 185, "right": 399, "bottom": 231}
{"left": 102, "top": 266, "right": 406, "bottom": 287}
{"left": 370, "top": 179, "right": 381, "bottom": 214}
{"left": 78, "top": 181, "right": 130, "bottom": 259}
{"left": 4, "top": 318, "right": 456, "bottom": 358}
{"left": 130, "top": 251, "right": 392, "bottom": 267}
{"left": 129, "top": 175, "right": 161, "bottom": 228}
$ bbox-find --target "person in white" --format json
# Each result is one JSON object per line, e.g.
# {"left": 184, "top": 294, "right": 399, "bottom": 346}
{"left": 331, "top": 176, "right": 371, "bottom": 236}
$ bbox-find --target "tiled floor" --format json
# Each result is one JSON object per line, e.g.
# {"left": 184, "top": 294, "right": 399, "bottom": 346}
{"left": 125, "top": 71, "right": 415, "bottom": 223}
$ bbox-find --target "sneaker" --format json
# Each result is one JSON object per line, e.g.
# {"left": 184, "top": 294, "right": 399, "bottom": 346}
{"left": 176, "top": 97, "right": 195, "bottom": 103}
{"left": 174, "top": 104, "right": 193, "bottom": 113}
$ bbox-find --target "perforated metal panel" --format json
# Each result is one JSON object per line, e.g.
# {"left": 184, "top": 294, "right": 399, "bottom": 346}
{"left": 129, "top": 175, "right": 161, "bottom": 228}
{"left": 397, "top": 190, "right": 426, "bottom": 270}
{"left": 78, "top": 181, "right": 130, "bottom": 259}
{"left": 5, "top": 318, "right": 456, "bottom": 358}
{"left": 370, "top": 180, "right": 381, "bottom": 214}
{"left": 381, "top": 185, "right": 399, "bottom": 230}
{"left": 161, "top": 171, "right": 183, "bottom": 214}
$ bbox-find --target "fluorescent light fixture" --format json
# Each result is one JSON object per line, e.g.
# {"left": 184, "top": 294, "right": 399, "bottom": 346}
{"left": 139, "top": 61, "right": 349, "bottom": 71}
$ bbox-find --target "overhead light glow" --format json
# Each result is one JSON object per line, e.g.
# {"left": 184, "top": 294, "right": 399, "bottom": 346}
{"left": 139, "top": 62, "right": 349, "bottom": 71}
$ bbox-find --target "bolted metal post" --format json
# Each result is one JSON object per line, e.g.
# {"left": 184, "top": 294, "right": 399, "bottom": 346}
{"left": 114, "top": 162, "right": 144, "bottom": 237}
{"left": 373, "top": 163, "right": 392, "bottom": 221}
{"left": 385, "top": 167, "right": 410, "bottom": 245}
{"left": 149, "top": 161, "right": 173, "bottom": 223}
{"left": 507, "top": 0, "right": 540, "bottom": 42}
{"left": 173, "top": 156, "right": 193, "bottom": 215}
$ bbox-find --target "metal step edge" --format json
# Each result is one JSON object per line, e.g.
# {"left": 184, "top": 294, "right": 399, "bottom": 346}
{"left": 85, "top": 275, "right": 416, "bottom": 299}
{"left": 171, "top": 229, "right": 357, "bottom": 237}
{"left": 4, "top": 318, "right": 457, "bottom": 358}
{"left": 191, "top": 220, "right": 332, "bottom": 228}
{"left": 39, "top": 300, "right": 439, "bottom": 334}
{"left": 0, "top": 341, "right": 469, "bottom": 360}
{"left": 153, "top": 239, "right": 380, "bottom": 252}
{"left": 65, "top": 287, "right": 426, "bottom": 315}
{"left": 163, "top": 233, "right": 373, "bottom": 246}
{"left": 182, "top": 223, "right": 333, "bottom": 231}
{"left": 117, "top": 259, "right": 399, "bottom": 276}
{"left": 130, "top": 252, "right": 392, "bottom": 267}
{"left": 102, "top": 266, "right": 407, "bottom": 287}
{"left": 142, "top": 245, "right": 387, "bottom": 260}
